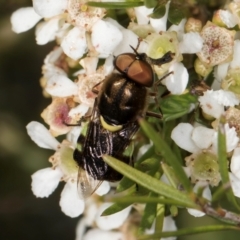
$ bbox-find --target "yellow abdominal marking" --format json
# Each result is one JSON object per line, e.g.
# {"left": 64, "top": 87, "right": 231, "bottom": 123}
{"left": 100, "top": 115, "right": 123, "bottom": 132}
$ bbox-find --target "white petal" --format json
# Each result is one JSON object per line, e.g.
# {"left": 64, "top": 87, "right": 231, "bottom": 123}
{"left": 229, "top": 172, "right": 240, "bottom": 198}
{"left": 165, "top": 62, "right": 188, "bottom": 94}
{"left": 26, "top": 121, "right": 59, "bottom": 150}
{"left": 96, "top": 203, "right": 132, "bottom": 230}
{"left": 212, "top": 124, "right": 239, "bottom": 153}
{"left": 95, "top": 181, "right": 110, "bottom": 196}
{"left": 75, "top": 219, "right": 87, "bottom": 240}
{"left": 46, "top": 74, "right": 78, "bottom": 97}
{"left": 225, "top": 124, "right": 239, "bottom": 152}
{"left": 162, "top": 216, "right": 177, "bottom": 240}
{"left": 33, "top": 0, "right": 68, "bottom": 18}
{"left": 31, "top": 167, "right": 63, "bottom": 197}
{"left": 230, "top": 40, "right": 240, "bottom": 68}
{"left": 187, "top": 182, "right": 211, "bottom": 217}
{"left": 213, "top": 62, "right": 229, "bottom": 82}
{"left": 60, "top": 181, "right": 85, "bottom": 218}
{"left": 179, "top": 32, "right": 203, "bottom": 54}
{"left": 44, "top": 47, "right": 63, "bottom": 65}
{"left": 61, "top": 27, "right": 87, "bottom": 60}
{"left": 91, "top": 20, "right": 123, "bottom": 57}
{"left": 171, "top": 123, "right": 200, "bottom": 153}
{"left": 134, "top": 6, "right": 153, "bottom": 25}
{"left": 35, "top": 17, "right": 60, "bottom": 45}
{"left": 84, "top": 198, "right": 99, "bottom": 225}
{"left": 113, "top": 29, "right": 139, "bottom": 56}
{"left": 104, "top": 55, "right": 114, "bottom": 76}
{"left": 187, "top": 208, "right": 205, "bottom": 217}
{"left": 219, "top": 10, "right": 237, "bottom": 28}
{"left": 66, "top": 127, "right": 81, "bottom": 147}
{"left": 150, "top": 1, "right": 170, "bottom": 32}
{"left": 211, "top": 90, "right": 239, "bottom": 107}
{"left": 230, "top": 147, "right": 240, "bottom": 179}
{"left": 79, "top": 57, "right": 98, "bottom": 75}
{"left": 192, "top": 126, "right": 215, "bottom": 149}
{"left": 68, "top": 104, "right": 89, "bottom": 119}
{"left": 83, "top": 229, "right": 124, "bottom": 240}
{"left": 198, "top": 90, "right": 224, "bottom": 119}
{"left": 168, "top": 18, "right": 187, "bottom": 41}
{"left": 11, "top": 7, "right": 42, "bottom": 33}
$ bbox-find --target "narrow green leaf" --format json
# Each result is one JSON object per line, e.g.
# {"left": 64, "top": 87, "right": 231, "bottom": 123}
{"left": 105, "top": 195, "right": 197, "bottom": 207}
{"left": 140, "top": 192, "right": 158, "bottom": 231}
{"left": 138, "top": 225, "right": 240, "bottom": 239}
{"left": 116, "top": 176, "right": 135, "bottom": 192}
{"left": 138, "top": 119, "right": 192, "bottom": 192}
{"left": 102, "top": 155, "right": 197, "bottom": 208}
{"left": 155, "top": 204, "right": 164, "bottom": 233}
{"left": 148, "top": 5, "right": 166, "bottom": 19}
{"left": 218, "top": 120, "right": 240, "bottom": 211}
{"left": 161, "top": 162, "right": 179, "bottom": 189}
{"left": 168, "top": 4, "right": 185, "bottom": 25}
{"left": 87, "top": 1, "right": 144, "bottom": 9}
{"left": 101, "top": 202, "right": 132, "bottom": 216}
{"left": 161, "top": 93, "right": 197, "bottom": 121}
{"left": 144, "top": 0, "right": 158, "bottom": 8}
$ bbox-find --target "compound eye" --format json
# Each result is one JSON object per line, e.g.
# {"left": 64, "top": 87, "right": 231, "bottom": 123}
{"left": 128, "top": 60, "right": 153, "bottom": 87}
{"left": 114, "top": 53, "right": 136, "bottom": 74}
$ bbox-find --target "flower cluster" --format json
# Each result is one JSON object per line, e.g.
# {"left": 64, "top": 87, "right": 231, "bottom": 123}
{"left": 11, "top": 0, "right": 240, "bottom": 238}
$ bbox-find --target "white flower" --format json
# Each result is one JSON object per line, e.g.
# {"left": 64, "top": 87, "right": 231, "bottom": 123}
{"left": 212, "top": 124, "right": 239, "bottom": 153}
{"left": 229, "top": 172, "right": 240, "bottom": 198}
{"left": 95, "top": 203, "right": 132, "bottom": 231}
{"left": 83, "top": 229, "right": 124, "bottom": 240}
{"left": 171, "top": 123, "right": 200, "bottom": 153}
{"left": 218, "top": 10, "right": 238, "bottom": 28}
{"left": 150, "top": 1, "right": 170, "bottom": 32}
{"left": 33, "top": 0, "right": 68, "bottom": 18}
{"left": 164, "top": 62, "right": 189, "bottom": 94}
{"left": 134, "top": 6, "right": 153, "bottom": 25}
{"left": 179, "top": 32, "right": 203, "bottom": 54}
{"left": 11, "top": 7, "right": 42, "bottom": 33}
{"left": 61, "top": 27, "right": 87, "bottom": 60}
{"left": 31, "top": 167, "right": 63, "bottom": 197}
{"left": 26, "top": 121, "right": 59, "bottom": 150}
{"left": 145, "top": 216, "right": 177, "bottom": 240}
{"left": 35, "top": 16, "right": 62, "bottom": 45}
{"left": 27, "top": 121, "right": 83, "bottom": 217}
{"left": 187, "top": 182, "right": 212, "bottom": 217}
{"left": 230, "top": 147, "right": 240, "bottom": 179}
{"left": 91, "top": 20, "right": 123, "bottom": 57}
{"left": 60, "top": 180, "right": 85, "bottom": 218}
{"left": 46, "top": 74, "right": 79, "bottom": 97}
{"left": 199, "top": 90, "right": 239, "bottom": 119}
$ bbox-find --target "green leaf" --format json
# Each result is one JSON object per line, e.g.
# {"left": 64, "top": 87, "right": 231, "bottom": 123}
{"left": 148, "top": 4, "right": 166, "bottom": 19}
{"left": 102, "top": 155, "right": 197, "bottom": 208}
{"left": 116, "top": 176, "right": 135, "bottom": 192}
{"left": 168, "top": 4, "right": 185, "bottom": 25}
{"left": 138, "top": 225, "right": 240, "bottom": 239}
{"left": 139, "top": 192, "right": 158, "bottom": 231}
{"left": 218, "top": 119, "right": 240, "bottom": 211}
{"left": 139, "top": 119, "right": 192, "bottom": 192}
{"left": 105, "top": 195, "right": 193, "bottom": 207}
{"left": 101, "top": 202, "right": 132, "bottom": 216}
{"left": 144, "top": 0, "right": 158, "bottom": 8}
{"left": 87, "top": 1, "right": 144, "bottom": 9}
{"left": 160, "top": 93, "right": 198, "bottom": 121}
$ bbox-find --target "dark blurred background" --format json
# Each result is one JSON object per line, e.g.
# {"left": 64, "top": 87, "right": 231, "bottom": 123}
{"left": 0, "top": 1, "right": 239, "bottom": 240}
{"left": 0, "top": 1, "right": 79, "bottom": 239}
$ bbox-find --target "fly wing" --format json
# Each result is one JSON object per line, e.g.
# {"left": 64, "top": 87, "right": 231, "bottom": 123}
{"left": 77, "top": 167, "right": 103, "bottom": 199}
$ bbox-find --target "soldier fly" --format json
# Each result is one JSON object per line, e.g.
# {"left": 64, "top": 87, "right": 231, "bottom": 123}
{"left": 74, "top": 47, "right": 174, "bottom": 198}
